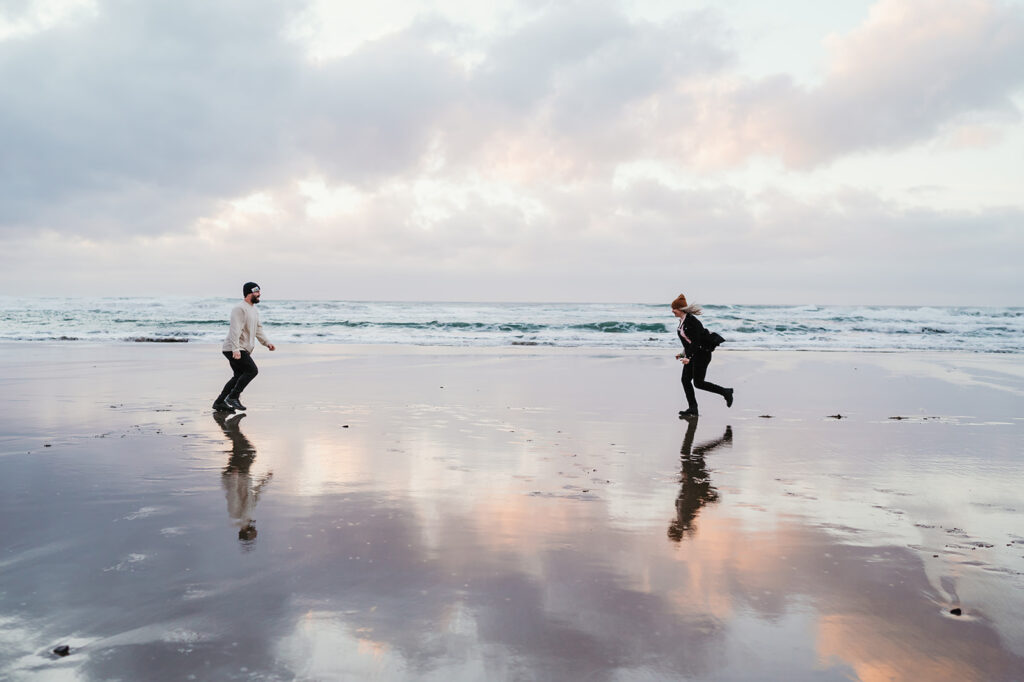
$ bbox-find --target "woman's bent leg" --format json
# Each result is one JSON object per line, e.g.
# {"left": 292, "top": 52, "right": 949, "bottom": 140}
{"left": 691, "top": 353, "right": 729, "bottom": 397}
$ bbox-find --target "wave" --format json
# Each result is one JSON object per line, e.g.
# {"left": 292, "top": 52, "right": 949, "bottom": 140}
{"left": 568, "top": 322, "right": 669, "bottom": 334}
{"left": 1, "top": 299, "right": 1021, "bottom": 353}
{"left": 261, "top": 319, "right": 668, "bottom": 334}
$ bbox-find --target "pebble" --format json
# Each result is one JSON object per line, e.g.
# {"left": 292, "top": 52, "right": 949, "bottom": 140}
{"left": 53, "top": 645, "right": 70, "bottom": 656}
{"left": 950, "top": 608, "right": 962, "bottom": 616}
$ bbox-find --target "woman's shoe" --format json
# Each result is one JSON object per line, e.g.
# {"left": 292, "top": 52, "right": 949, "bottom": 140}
{"left": 679, "top": 409, "right": 699, "bottom": 418}
{"left": 725, "top": 389, "right": 734, "bottom": 408}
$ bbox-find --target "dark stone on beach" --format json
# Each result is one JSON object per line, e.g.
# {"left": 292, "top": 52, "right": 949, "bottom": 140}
{"left": 342, "top": 425, "right": 349, "bottom": 428}
{"left": 827, "top": 414, "right": 844, "bottom": 419}
{"left": 950, "top": 608, "right": 962, "bottom": 616}
{"left": 889, "top": 416, "right": 907, "bottom": 420}
{"left": 759, "top": 415, "right": 773, "bottom": 418}
{"left": 44, "top": 443, "right": 52, "bottom": 447}
{"left": 53, "top": 645, "right": 70, "bottom": 656}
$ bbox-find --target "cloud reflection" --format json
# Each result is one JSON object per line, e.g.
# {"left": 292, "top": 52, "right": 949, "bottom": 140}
{"left": 3, "top": 391, "right": 1022, "bottom": 680}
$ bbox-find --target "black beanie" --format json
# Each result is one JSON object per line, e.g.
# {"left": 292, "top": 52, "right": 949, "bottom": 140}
{"left": 243, "top": 282, "right": 260, "bottom": 296}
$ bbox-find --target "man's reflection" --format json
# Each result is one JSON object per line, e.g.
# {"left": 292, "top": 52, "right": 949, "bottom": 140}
{"left": 668, "top": 419, "right": 731, "bottom": 542}
{"left": 213, "top": 412, "right": 272, "bottom": 549}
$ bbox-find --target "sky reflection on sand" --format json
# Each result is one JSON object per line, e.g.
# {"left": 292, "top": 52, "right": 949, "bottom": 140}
{"left": 1, "top": 346, "right": 1022, "bottom": 680}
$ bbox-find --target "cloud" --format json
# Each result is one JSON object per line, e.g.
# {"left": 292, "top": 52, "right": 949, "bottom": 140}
{"left": 0, "top": 1, "right": 480, "bottom": 237}
{"left": 462, "top": 4, "right": 730, "bottom": 174}
{"left": 1, "top": 0, "right": 1022, "bottom": 304}
{"left": 0, "top": 0, "right": 97, "bottom": 41}
{"left": 0, "top": 0, "right": 731, "bottom": 237}
{"left": 677, "top": 0, "right": 1024, "bottom": 168}
{"left": 4, "top": 171, "right": 1020, "bottom": 304}
{"left": 293, "top": 30, "right": 466, "bottom": 183}
{"left": 0, "top": 0, "right": 307, "bottom": 234}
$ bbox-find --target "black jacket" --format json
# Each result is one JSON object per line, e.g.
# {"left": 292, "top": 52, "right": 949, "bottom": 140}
{"left": 677, "top": 314, "right": 714, "bottom": 356}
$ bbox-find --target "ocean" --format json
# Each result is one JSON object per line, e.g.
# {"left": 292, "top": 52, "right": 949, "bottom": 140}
{"left": 0, "top": 298, "right": 1020, "bottom": 353}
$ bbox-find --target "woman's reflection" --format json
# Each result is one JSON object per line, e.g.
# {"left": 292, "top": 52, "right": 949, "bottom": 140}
{"left": 668, "top": 419, "right": 731, "bottom": 542}
{"left": 213, "top": 412, "right": 273, "bottom": 548}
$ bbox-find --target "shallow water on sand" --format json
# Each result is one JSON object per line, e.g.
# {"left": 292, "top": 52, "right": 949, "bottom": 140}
{"left": 1, "top": 346, "right": 1022, "bottom": 680}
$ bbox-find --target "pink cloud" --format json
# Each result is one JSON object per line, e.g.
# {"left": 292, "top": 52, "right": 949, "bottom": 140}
{"left": 676, "top": 0, "right": 1024, "bottom": 168}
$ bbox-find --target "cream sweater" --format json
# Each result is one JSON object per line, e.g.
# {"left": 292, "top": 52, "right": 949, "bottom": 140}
{"left": 222, "top": 301, "right": 271, "bottom": 353}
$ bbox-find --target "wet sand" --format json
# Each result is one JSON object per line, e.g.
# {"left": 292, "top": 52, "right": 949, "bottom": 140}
{"left": 1, "top": 344, "right": 1023, "bottom": 681}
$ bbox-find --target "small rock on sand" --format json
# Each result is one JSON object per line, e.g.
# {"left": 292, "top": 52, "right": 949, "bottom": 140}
{"left": 53, "top": 645, "right": 70, "bottom": 656}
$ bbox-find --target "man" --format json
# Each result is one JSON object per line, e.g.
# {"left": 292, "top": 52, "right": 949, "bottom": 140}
{"left": 213, "top": 282, "right": 275, "bottom": 412}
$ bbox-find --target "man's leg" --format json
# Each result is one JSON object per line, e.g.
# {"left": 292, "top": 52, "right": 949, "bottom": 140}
{"left": 214, "top": 351, "right": 242, "bottom": 410}
{"left": 226, "top": 351, "right": 258, "bottom": 409}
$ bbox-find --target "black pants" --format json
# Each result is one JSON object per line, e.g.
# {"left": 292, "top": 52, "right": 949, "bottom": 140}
{"left": 681, "top": 350, "right": 728, "bottom": 410}
{"left": 217, "top": 350, "right": 259, "bottom": 401}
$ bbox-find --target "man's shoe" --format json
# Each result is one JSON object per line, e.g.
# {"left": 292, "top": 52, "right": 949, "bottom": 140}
{"left": 725, "top": 389, "right": 734, "bottom": 408}
{"left": 225, "top": 396, "right": 247, "bottom": 411}
{"left": 212, "top": 399, "right": 234, "bottom": 412}
{"left": 679, "top": 409, "right": 699, "bottom": 418}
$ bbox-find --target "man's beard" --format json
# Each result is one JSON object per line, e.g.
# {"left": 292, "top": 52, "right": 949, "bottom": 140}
{"left": 251, "top": 295, "right": 260, "bottom": 304}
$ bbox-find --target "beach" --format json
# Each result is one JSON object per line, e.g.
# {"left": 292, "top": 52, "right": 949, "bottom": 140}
{"left": 1, "top": 343, "right": 1022, "bottom": 680}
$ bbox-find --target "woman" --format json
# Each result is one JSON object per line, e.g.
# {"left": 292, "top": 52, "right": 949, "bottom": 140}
{"left": 672, "top": 294, "right": 733, "bottom": 417}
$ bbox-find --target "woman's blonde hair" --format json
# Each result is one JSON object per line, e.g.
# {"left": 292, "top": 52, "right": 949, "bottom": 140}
{"left": 671, "top": 294, "right": 702, "bottom": 315}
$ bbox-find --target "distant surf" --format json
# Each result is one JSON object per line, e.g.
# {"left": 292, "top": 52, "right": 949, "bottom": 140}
{"left": 0, "top": 298, "right": 1020, "bottom": 353}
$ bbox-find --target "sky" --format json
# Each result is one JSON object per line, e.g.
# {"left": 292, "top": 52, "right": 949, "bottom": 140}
{"left": 1, "top": 0, "right": 1022, "bottom": 304}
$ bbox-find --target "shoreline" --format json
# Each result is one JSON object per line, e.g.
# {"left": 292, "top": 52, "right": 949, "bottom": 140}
{"left": 3, "top": 338, "right": 1022, "bottom": 356}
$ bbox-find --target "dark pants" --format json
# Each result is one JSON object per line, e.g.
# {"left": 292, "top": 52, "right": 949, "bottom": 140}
{"left": 217, "top": 350, "right": 259, "bottom": 401}
{"left": 681, "top": 350, "right": 728, "bottom": 410}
